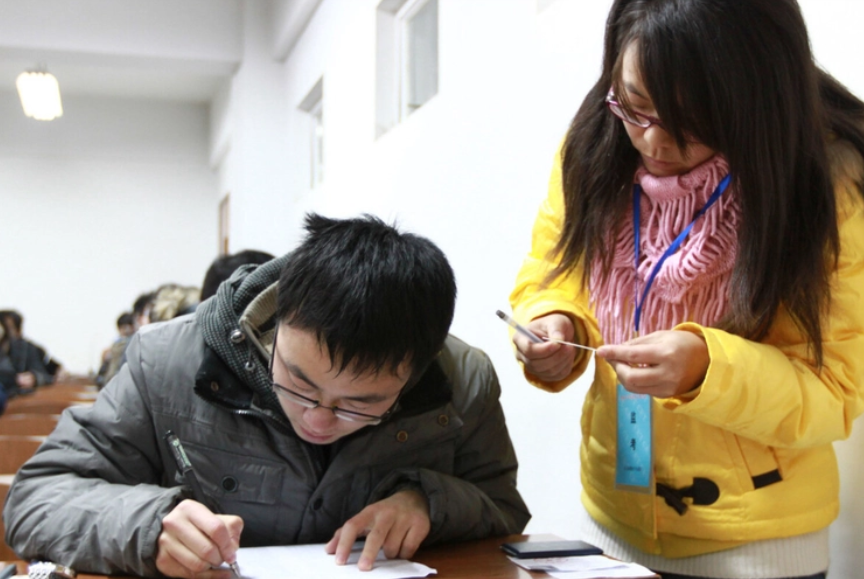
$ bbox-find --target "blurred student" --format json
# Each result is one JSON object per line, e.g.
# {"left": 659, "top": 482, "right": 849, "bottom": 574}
{"left": 200, "top": 250, "right": 275, "bottom": 301}
{"left": 0, "top": 309, "right": 63, "bottom": 381}
{"left": 0, "top": 311, "right": 52, "bottom": 396}
{"left": 95, "top": 313, "right": 136, "bottom": 388}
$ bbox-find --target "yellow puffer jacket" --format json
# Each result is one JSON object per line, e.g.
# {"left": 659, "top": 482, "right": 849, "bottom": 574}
{"left": 510, "top": 142, "right": 864, "bottom": 557}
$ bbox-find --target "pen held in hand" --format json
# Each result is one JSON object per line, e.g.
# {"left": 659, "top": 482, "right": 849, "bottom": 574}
{"left": 165, "top": 430, "right": 243, "bottom": 579}
{"left": 496, "top": 310, "right": 595, "bottom": 352}
{"left": 1, "top": 563, "right": 18, "bottom": 579}
{"left": 495, "top": 310, "right": 543, "bottom": 344}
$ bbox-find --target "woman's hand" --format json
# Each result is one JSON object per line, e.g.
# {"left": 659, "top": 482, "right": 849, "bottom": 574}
{"left": 596, "top": 330, "right": 709, "bottom": 398}
{"left": 511, "top": 313, "right": 578, "bottom": 382}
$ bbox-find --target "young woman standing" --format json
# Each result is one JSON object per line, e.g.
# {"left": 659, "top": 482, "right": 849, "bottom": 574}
{"left": 509, "top": 1, "right": 864, "bottom": 577}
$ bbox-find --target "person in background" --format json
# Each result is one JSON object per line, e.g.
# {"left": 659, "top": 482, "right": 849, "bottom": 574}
{"left": 132, "top": 292, "right": 155, "bottom": 331}
{"left": 200, "top": 250, "right": 275, "bottom": 302}
{"left": 0, "top": 310, "right": 53, "bottom": 396}
{"left": 508, "top": 1, "right": 864, "bottom": 578}
{"left": 0, "top": 309, "right": 63, "bottom": 382}
{"left": 5, "top": 214, "right": 529, "bottom": 577}
{"left": 149, "top": 284, "right": 200, "bottom": 323}
{"left": 95, "top": 312, "right": 136, "bottom": 388}
{"left": 98, "top": 286, "right": 199, "bottom": 389}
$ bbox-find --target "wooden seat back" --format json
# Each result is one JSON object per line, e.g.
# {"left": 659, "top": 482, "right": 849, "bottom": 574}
{"left": 5, "top": 398, "right": 90, "bottom": 415}
{"left": 0, "top": 414, "right": 60, "bottom": 437}
{"left": 0, "top": 435, "right": 46, "bottom": 474}
{"left": 0, "top": 478, "right": 17, "bottom": 560}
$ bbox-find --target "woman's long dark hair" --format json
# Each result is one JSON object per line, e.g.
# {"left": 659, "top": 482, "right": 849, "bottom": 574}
{"left": 555, "top": 0, "right": 864, "bottom": 366}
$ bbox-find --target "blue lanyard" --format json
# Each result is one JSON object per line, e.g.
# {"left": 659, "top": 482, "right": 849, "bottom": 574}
{"left": 632, "top": 173, "right": 732, "bottom": 333}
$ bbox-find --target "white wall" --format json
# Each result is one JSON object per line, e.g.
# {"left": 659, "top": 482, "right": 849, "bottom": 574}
{"left": 212, "top": 0, "right": 864, "bottom": 573}
{"left": 0, "top": 91, "right": 218, "bottom": 373}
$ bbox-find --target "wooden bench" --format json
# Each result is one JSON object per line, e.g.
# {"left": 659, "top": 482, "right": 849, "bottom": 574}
{"left": 0, "top": 476, "right": 17, "bottom": 560}
{"left": 0, "top": 414, "right": 60, "bottom": 437}
{"left": 0, "top": 435, "right": 46, "bottom": 474}
{"left": 5, "top": 398, "right": 91, "bottom": 415}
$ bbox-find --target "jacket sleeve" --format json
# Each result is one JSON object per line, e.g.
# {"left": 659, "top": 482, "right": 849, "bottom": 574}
{"left": 3, "top": 333, "right": 184, "bottom": 577}
{"left": 666, "top": 177, "right": 864, "bottom": 448}
{"left": 509, "top": 147, "right": 599, "bottom": 391}
{"left": 368, "top": 347, "right": 531, "bottom": 544}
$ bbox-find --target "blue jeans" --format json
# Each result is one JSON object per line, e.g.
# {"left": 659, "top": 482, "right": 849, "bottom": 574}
{"left": 657, "top": 573, "right": 826, "bottom": 579}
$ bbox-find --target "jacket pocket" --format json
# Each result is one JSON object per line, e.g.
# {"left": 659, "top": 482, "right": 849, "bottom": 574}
{"left": 180, "top": 441, "right": 286, "bottom": 505}
{"left": 732, "top": 434, "right": 782, "bottom": 491}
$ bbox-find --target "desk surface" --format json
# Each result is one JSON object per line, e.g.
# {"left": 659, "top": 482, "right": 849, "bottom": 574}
{"left": 3, "top": 534, "right": 658, "bottom": 579}
{"left": 413, "top": 534, "right": 550, "bottom": 578}
{"left": 2, "top": 537, "right": 545, "bottom": 579}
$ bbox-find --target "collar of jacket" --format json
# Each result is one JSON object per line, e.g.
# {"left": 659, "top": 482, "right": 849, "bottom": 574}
{"left": 195, "top": 254, "right": 289, "bottom": 417}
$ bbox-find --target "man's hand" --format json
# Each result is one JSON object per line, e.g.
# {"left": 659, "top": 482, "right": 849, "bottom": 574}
{"left": 156, "top": 499, "right": 243, "bottom": 579}
{"left": 15, "top": 372, "right": 36, "bottom": 390}
{"left": 597, "top": 330, "right": 709, "bottom": 398}
{"left": 511, "top": 313, "right": 578, "bottom": 382}
{"left": 325, "top": 489, "right": 431, "bottom": 571}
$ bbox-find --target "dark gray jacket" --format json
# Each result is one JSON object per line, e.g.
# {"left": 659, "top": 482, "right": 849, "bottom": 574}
{"left": 3, "top": 257, "right": 530, "bottom": 576}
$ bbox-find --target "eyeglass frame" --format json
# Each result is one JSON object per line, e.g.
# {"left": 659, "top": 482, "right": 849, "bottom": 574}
{"left": 605, "top": 90, "right": 665, "bottom": 130}
{"left": 268, "top": 325, "right": 406, "bottom": 425}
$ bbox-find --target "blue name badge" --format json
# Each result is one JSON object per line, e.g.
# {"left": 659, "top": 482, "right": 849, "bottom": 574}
{"left": 615, "top": 383, "right": 653, "bottom": 492}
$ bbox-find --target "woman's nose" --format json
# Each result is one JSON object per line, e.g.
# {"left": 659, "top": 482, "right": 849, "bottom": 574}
{"left": 642, "top": 124, "right": 673, "bottom": 150}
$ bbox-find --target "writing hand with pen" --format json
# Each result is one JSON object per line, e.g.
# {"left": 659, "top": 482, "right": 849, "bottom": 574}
{"left": 158, "top": 432, "right": 243, "bottom": 579}
{"left": 157, "top": 499, "right": 244, "bottom": 579}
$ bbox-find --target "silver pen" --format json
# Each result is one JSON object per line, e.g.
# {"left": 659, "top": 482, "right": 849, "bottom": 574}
{"left": 496, "top": 310, "right": 596, "bottom": 352}
{"left": 165, "top": 431, "right": 242, "bottom": 578}
{"left": 496, "top": 310, "right": 543, "bottom": 343}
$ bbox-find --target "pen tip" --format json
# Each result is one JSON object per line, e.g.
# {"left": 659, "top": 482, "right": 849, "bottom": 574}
{"left": 495, "top": 310, "right": 505, "bottom": 319}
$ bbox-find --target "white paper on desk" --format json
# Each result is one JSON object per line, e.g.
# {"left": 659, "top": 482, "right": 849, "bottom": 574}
{"left": 235, "top": 543, "right": 436, "bottom": 579}
{"left": 509, "top": 554, "right": 655, "bottom": 578}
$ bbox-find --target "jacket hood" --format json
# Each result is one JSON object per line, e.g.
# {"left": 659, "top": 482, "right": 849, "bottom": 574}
{"left": 195, "top": 254, "right": 289, "bottom": 416}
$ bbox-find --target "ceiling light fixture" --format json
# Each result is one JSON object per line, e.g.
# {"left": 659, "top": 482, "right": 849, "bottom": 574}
{"left": 16, "top": 70, "right": 63, "bottom": 121}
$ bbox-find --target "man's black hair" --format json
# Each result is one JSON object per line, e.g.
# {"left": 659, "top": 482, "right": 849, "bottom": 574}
{"left": 0, "top": 310, "right": 23, "bottom": 334}
{"left": 201, "top": 250, "right": 275, "bottom": 301}
{"left": 117, "top": 313, "right": 134, "bottom": 328}
{"left": 132, "top": 293, "right": 155, "bottom": 316}
{"left": 276, "top": 213, "right": 456, "bottom": 380}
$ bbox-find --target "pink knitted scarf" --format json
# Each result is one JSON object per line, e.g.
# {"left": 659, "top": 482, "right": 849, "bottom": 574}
{"left": 590, "top": 155, "right": 741, "bottom": 346}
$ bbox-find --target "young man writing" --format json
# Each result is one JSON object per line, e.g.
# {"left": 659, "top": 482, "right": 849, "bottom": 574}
{"left": 3, "top": 214, "right": 530, "bottom": 577}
